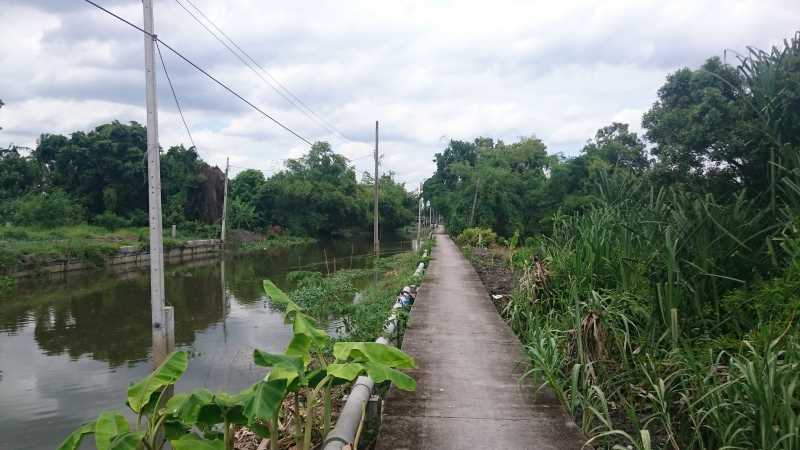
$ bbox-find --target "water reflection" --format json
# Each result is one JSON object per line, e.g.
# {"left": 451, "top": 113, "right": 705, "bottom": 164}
{"left": 0, "top": 236, "right": 410, "bottom": 450}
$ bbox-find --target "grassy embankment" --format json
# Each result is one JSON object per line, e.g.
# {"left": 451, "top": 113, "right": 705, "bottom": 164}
{"left": 0, "top": 224, "right": 211, "bottom": 277}
{"left": 0, "top": 224, "right": 316, "bottom": 282}
{"left": 287, "top": 237, "right": 432, "bottom": 343}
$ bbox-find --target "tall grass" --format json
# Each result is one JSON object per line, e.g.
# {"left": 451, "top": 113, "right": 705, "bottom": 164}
{"left": 499, "top": 167, "right": 800, "bottom": 449}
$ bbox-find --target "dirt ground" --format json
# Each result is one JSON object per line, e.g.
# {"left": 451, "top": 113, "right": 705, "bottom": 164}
{"left": 464, "top": 247, "right": 516, "bottom": 314}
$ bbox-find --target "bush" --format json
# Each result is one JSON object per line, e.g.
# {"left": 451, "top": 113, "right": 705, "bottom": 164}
{"left": 511, "top": 246, "right": 536, "bottom": 269}
{"left": 93, "top": 211, "right": 129, "bottom": 230}
{"left": 126, "top": 209, "right": 148, "bottom": 227}
{"left": 13, "top": 190, "right": 84, "bottom": 228}
{"left": 175, "top": 221, "right": 220, "bottom": 239}
{"left": 456, "top": 227, "right": 497, "bottom": 247}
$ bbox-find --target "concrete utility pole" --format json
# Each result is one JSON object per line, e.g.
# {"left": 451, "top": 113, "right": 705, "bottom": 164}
{"left": 143, "top": 0, "right": 172, "bottom": 367}
{"left": 428, "top": 201, "right": 432, "bottom": 231}
{"left": 417, "top": 184, "right": 422, "bottom": 251}
{"left": 469, "top": 175, "right": 480, "bottom": 227}
{"left": 221, "top": 157, "right": 230, "bottom": 244}
{"left": 373, "top": 121, "right": 379, "bottom": 258}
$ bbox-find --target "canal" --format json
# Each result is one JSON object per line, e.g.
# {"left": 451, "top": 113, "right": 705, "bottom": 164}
{"left": 0, "top": 236, "right": 411, "bottom": 450}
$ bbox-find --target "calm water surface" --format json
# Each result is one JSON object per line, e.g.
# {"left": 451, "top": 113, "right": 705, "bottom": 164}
{"left": 0, "top": 237, "right": 410, "bottom": 450}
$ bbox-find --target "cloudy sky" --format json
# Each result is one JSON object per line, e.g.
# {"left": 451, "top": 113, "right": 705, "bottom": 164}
{"left": 1, "top": 0, "right": 798, "bottom": 185}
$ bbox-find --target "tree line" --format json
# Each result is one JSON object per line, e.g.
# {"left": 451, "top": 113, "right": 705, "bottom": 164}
{"left": 0, "top": 121, "right": 416, "bottom": 237}
{"left": 425, "top": 33, "right": 800, "bottom": 239}
{"left": 228, "top": 142, "right": 415, "bottom": 236}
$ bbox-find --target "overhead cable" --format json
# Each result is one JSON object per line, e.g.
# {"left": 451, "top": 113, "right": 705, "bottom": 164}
{"left": 155, "top": 41, "right": 196, "bottom": 150}
{"left": 82, "top": 0, "right": 313, "bottom": 146}
{"left": 174, "top": 0, "right": 352, "bottom": 143}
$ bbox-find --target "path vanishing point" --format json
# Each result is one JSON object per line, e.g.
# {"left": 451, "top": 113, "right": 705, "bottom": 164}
{"left": 377, "top": 228, "right": 587, "bottom": 450}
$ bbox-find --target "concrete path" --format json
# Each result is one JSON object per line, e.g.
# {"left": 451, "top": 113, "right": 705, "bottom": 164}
{"left": 376, "top": 230, "right": 586, "bottom": 450}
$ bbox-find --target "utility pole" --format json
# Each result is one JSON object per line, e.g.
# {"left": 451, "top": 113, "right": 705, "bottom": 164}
{"left": 143, "top": 0, "right": 172, "bottom": 367}
{"left": 221, "top": 157, "right": 230, "bottom": 244}
{"left": 429, "top": 201, "right": 432, "bottom": 232}
{"left": 373, "top": 121, "right": 379, "bottom": 258}
{"left": 469, "top": 175, "right": 480, "bottom": 228}
{"left": 417, "top": 183, "right": 422, "bottom": 251}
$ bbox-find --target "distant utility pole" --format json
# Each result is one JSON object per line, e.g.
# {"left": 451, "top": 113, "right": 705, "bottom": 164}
{"left": 373, "top": 121, "right": 379, "bottom": 258}
{"left": 417, "top": 183, "right": 422, "bottom": 251}
{"left": 469, "top": 175, "right": 480, "bottom": 228}
{"left": 221, "top": 157, "right": 230, "bottom": 244}
{"left": 143, "top": 0, "right": 172, "bottom": 367}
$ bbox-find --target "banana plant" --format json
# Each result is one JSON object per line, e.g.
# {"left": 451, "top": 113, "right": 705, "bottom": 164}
{"left": 254, "top": 279, "right": 417, "bottom": 450}
{"left": 164, "top": 386, "right": 253, "bottom": 449}
{"left": 58, "top": 279, "right": 417, "bottom": 450}
{"left": 58, "top": 350, "right": 189, "bottom": 450}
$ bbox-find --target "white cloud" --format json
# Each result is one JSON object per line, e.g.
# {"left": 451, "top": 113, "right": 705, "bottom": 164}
{"left": 1, "top": 0, "right": 798, "bottom": 185}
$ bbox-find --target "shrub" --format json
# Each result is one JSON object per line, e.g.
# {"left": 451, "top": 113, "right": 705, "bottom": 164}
{"left": 12, "top": 190, "right": 84, "bottom": 228}
{"left": 511, "top": 246, "right": 536, "bottom": 269}
{"left": 456, "top": 227, "right": 497, "bottom": 247}
{"left": 126, "top": 209, "right": 148, "bottom": 227}
{"left": 92, "top": 211, "right": 129, "bottom": 230}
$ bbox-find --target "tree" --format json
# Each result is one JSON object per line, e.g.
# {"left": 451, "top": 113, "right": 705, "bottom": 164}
{"left": 33, "top": 121, "right": 149, "bottom": 219}
{"left": 582, "top": 122, "right": 649, "bottom": 172}
{"left": 0, "top": 146, "right": 40, "bottom": 202}
{"left": 360, "top": 172, "right": 415, "bottom": 232}
{"left": 424, "top": 136, "right": 554, "bottom": 236}
{"left": 231, "top": 169, "right": 266, "bottom": 207}
{"left": 640, "top": 44, "right": 800, "bottom": 202}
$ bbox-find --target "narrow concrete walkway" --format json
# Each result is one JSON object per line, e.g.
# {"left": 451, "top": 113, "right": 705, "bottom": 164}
{"left": 376, "top": 230, "right": 586, "bottom": 450}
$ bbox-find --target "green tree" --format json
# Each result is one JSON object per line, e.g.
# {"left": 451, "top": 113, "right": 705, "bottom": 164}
{"left": 360, "top": 172, "right": 415, "bottom": 232}
{"left": 582, "top": 122, "right": 649, "bottom": 172}
{"left": 231, "top": 169, "right": 266, "bottom": 207}
{"left": 0, "top": 146, "right": 40, "bottom": 202}
{"left": 34, "top": 121, "right": 149, "bottom": 219}
{"left": 259, "top": 142, "right": 363, "bottom": 235}
{"left": 13, "top": 189, "right": 84, "bottom": 227}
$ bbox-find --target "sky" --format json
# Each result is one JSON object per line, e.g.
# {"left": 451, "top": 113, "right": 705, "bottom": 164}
{"left": 1, "top": 0, "right": 798, "bottom": 186}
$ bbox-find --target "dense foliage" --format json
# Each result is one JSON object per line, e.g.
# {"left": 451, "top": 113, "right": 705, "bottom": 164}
{"left": 0, "top": 121, "right": 223, "bottom": 229}
{"left": 1, "top": 122, "right": 415, "bottom": 237}
{"left": 229, "top": 142, "right": 415, "bottom": 236}
{"left": 444, "top": 33, "right": 800, "bottom": 449}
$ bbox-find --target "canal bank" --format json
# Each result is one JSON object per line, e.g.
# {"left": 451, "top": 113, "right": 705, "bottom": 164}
{"left": 6, "top": 238, "right": 223, "bottom": 278}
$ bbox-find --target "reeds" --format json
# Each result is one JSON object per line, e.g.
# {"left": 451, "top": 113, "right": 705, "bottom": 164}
{"left": 511, "top": 167, "right": 800, "bottom": 449}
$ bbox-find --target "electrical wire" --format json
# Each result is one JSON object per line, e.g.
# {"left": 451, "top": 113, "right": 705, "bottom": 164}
{"left": 185, "top": 0, "right": 352, "bottom": 142}
{"left": 81, "top": 0, "right": 313, "bottom": 146}
{"left": 349, "top": 153, "right": 375, "bottom": 162}
{"left": 156, "top": 41, "right": 196, "bottom": 150}
{"left": 173, "top": 0, "right": 350, "bottom": 144}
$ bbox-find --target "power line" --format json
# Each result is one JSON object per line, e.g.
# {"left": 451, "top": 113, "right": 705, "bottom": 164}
{"left": 82, "top": 0, "right": 313, "bottom": 146}
{"left": 156, "top": 41, "right": 196, "bottom": 150}
{"left": 177, "top": 0, "right": 353, "bottom": 143}
{"left": 349, "top": 153, "right": 375, "bottom": 162}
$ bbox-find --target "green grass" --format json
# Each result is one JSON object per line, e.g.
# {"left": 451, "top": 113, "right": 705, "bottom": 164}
{"left": 235, "top": 235, "right": 317, "bottom": 252}
{"left": 282, "top": 243, "right": 429, "bottom": 344}
{"left": 0, "top": 224, "right": 218, "bottom": 275}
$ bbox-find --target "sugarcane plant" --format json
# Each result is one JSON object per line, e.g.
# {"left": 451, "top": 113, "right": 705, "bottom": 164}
{"left": 58, "top": 279, "right": 416, "bottom": 450}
